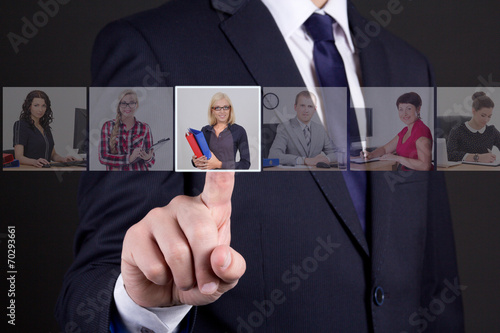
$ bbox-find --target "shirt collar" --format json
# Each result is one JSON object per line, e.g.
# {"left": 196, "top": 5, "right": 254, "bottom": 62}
{"left": 465, "top": 120, "right": 486, "bottom": 134}
{"left": 261, "top": 0, "right": 355, "bottom": 53}
{"left": 119, "top": 118, "right": 138, "bottom": 131}
{"left": 209, "top": 123, "right": 231, "bottom": 132}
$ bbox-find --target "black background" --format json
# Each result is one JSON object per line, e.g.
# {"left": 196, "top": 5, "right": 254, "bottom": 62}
{"left": 1, "top": 0, "right": 499, "bottom": 332}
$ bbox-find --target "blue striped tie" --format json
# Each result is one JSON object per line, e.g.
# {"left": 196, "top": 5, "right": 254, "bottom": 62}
{"left": 304, "top": 13, "right": 367, "bottom": 231}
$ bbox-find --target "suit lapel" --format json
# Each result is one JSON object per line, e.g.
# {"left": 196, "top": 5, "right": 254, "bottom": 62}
{"left": 218, "top": 0, "right": 304, "bottom": 87}
{"left": 311, "top": 172, "right": 370, "bottom": 256}
{"left": 345, "top": 1, "right": 395, "bottom": 258}
{"left": 217, "top": 0, "right": 369, "bottom": 254}
{"left": 369, "top": 173, "right": 393, "bottom": 273}
{"left": 347, "top": 1, "right": 391, "bottom": 87}
{"left": 310, "top": 121, "right": 323, "bottom": 157}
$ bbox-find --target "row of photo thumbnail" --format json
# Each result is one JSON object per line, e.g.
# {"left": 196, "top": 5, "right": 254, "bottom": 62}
{"left": 2, "top": 86, "right": 499, "bottom": 172}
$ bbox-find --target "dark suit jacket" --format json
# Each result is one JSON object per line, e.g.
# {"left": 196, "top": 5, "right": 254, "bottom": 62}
{"left": 55, "top": 1, "right": 464, "bottom": 332}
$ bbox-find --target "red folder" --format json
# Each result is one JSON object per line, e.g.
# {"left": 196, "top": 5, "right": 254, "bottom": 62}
{"left": 3, "top": 153, "right": 14, "bottom": 165}
{"left": 186, "top": 132, "right": 203, "bottom": 158}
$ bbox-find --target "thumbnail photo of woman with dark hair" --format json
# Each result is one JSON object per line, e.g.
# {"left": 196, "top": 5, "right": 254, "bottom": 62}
{"left": 447, "top": 92, "right": 500, "bottom": 163}
{"left": 362, "top": 92, "right": 433, "bottom": 171}
{"left": 13, "top": 90, "right": 77, "bottom": 167}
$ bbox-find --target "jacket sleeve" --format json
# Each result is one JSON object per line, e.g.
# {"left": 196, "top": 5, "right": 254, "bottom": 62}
{"left": 320, "top": 125, "right": 339, "bottom": 162}
{"left": 234, "top": 125, "right": 251, "bottom": 170}
{"left": 268, "top": 123, "right": 300, "bottom": 166}
{"left": 55, "top": 19, "right": 185, "bottom": 332}
{"left": 446, "top": 125, "right": 466, "bottom": 162}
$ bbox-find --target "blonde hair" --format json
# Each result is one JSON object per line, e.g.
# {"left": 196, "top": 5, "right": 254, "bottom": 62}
{"left": 207, "top": 92, "right": 235, "bottom": 126}
{"left": 110, "top": 89, "right": 139, "bottom": 154}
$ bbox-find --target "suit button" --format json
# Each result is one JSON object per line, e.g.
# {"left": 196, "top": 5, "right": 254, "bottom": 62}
{"left": 374, "top": 286, "right": 384, "bottom": 306}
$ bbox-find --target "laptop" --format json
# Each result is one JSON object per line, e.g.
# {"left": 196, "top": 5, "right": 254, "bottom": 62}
{"left": 436, "top": 138, "right": 461, "bottom": 168}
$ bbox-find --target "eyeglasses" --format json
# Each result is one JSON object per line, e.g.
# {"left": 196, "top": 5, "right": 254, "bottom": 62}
{"left": 119, "top": 102, "right": 137, "bottom": 108}
{"left": 212, "top": 106, "right": 231, "bottom": 112}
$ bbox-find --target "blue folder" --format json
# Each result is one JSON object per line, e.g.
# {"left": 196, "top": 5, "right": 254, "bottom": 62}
{"left": 189, "top": 128, "right": 212, "bottom": 159}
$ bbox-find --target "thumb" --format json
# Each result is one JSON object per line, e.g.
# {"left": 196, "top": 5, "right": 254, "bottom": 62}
{"left": 211, "top": 245, "right": 246, "bottom": 286}
{"left": 201, "top": 172, "right": 235, "bottom": 208}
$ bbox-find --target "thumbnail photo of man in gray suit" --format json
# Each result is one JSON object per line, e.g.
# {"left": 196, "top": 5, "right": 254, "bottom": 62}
{"left": 269, "top": 91, "right": 338, "bottom": 166}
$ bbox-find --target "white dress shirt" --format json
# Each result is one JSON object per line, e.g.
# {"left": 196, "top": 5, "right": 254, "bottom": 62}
{"left": 114, "top": 275, "right": 191, "bottom": 332}
{"left": 261, "top": 0, "right": 366, "bottom": 146}
{"left": 261, "top": 0, "right": 365, "bottom": 113}
{"left": 114, "top": 1, "right": 366, "bottom": 331}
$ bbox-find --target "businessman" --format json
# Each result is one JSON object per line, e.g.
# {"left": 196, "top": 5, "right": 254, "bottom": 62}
{"left": 269, "top": 91, "right": 338, "bottom": 165}
{"left": 56, "top": 0, "right": 464, "bottom": 332}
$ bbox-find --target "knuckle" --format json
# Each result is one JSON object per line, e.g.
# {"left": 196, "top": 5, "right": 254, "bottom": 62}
{"left": 147, "top": 207, "right": 166, "bottom": 221}
{"left": 165, "top": 242, "right": 191, "bottom": 266}
{"left": 124, "top": 223, "right": 142, "bottom": 241}
{"left": 168, "top": 195, "right": 184, "bottom": 206}
{"left": 166, "top": 196, "right": 189, "bottom": 215}
{"left": 143, "top": 262, "right": 168, "bottom": 284}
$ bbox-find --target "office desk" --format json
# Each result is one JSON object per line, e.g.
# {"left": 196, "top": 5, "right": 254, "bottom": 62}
{"left": 350, "top": 160, "right": 396, "bottom": 171}
{"left": 437, "top": 163, "right": 500, "bottom": 171}
{"left": 263, "top": 165, "right": 342, "bottom": 171}
{"left": 3, "top": 164, "right": 86, "bottom": 172}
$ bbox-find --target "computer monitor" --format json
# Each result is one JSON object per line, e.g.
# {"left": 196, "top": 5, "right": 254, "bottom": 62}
{"left": 73, "top": 108, "right": 88, "bottom": 155}
{"left": 349, "top": 107, "right": 373, "bottom": 145}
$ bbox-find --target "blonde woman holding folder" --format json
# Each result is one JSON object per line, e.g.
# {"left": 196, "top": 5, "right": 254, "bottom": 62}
{"left": 191, "top": 92, "right": 250, "bottom": 170}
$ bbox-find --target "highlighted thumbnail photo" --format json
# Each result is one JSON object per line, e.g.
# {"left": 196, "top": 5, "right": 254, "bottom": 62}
{"left": 89, "top": 87, "right": 173, "bottom": 171}
{"left": 436, "top": 88, "right": 500, "bottom": 170}
{"left": 176, "top": 87, "right": 261, "bottom": 172}
{"left": 3, "top": 87, "right": 87, "bottom": 171}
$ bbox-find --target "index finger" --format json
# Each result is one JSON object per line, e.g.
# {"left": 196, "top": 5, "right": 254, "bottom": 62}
{"left": 201, "top": 172, "right": 235, "bottom": 209}
{"left": 175, "top": 172, "right": 235, "bottom": 295}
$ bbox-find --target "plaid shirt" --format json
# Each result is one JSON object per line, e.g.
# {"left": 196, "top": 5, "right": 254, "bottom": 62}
{"left": 99, "top": 119, "right": 155, "bottom": 171}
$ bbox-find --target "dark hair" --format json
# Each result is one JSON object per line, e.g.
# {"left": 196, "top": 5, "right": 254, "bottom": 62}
{"left": 472, "top": 91, "right": 494, "bottom": 111}
{"left": 396, "top": 92, "right": 422, "bottom": 109}
{"left": 294, "top": 90, "right": 317, "bottom": 105}
{"left": 20, "top": 90, "right": 53, "bottom": 129}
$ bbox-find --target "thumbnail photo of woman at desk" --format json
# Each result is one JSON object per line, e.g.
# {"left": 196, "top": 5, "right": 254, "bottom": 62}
{"left": 447, "top": 92, "right": 500, "bottom": 163}
{"left": 13, "top": 90, "right": 77, "bottom": 168}
{"left": 99, "top": 89, "right": 155, "bottom": 171}
{"left": 361, "top": 92, "right": 433, "bottom": 171}
{"left": 191, "top": 92, "right": 250, "bottom": 170}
